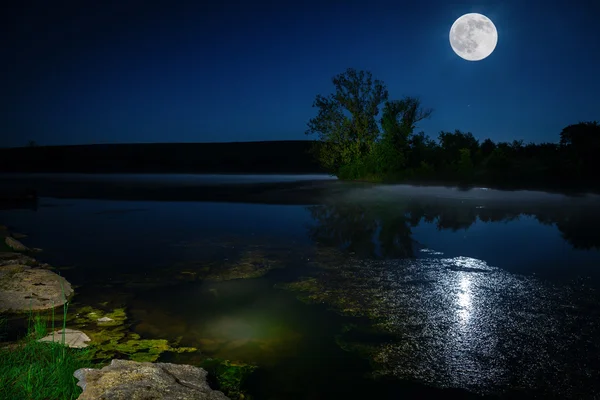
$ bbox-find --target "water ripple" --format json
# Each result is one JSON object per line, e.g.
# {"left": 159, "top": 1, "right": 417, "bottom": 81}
{"left": 310, "top": 253, "right": 600, "bottom": 397}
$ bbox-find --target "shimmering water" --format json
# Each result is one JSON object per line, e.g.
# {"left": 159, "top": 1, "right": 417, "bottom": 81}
{"left": 1, "top": 174, "right": 600, "bottom": 399}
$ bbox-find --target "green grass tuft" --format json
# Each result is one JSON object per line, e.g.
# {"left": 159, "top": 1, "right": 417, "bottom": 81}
{"left": 0, "top": 275, "right": 92, "bottom": 400}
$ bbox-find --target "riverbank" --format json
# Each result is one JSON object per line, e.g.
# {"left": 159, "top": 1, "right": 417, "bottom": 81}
{"left": 0, "top": 224, "right": 245, "bottom": 399}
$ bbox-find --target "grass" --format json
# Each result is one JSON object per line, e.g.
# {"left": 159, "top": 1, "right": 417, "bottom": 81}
{"left": 0, "top": 278, "right": 92, "bottom": 400}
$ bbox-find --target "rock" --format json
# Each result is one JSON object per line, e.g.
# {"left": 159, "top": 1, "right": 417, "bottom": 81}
{"left": 73, "top": 359, "right": 229, "bottom": 400}
{"left": 5, "top": 237, "right": 29, "bottom": 251}
{"left": 0, "top": 264, "right": 74, "bottom": 313}
{"left": 38, "top": 328, "right": 91, "bottom": 348}
{"left": 0, "top": 252, "right": 37, "bottom": 267}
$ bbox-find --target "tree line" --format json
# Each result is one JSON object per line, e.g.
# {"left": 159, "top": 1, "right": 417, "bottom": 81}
{"left": 306, "top": 68, "right": 600, "bottom": 190}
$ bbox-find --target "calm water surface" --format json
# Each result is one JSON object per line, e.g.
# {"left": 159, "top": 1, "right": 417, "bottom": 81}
{"left": 2, "top": 174, "right": 600, "bottom": 399}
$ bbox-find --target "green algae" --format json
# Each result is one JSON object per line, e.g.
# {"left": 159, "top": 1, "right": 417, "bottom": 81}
{"left": 168, "top": 240, "right": 302, "bottom": 284}
{"left": 277, "top": 277, "right": 382, "bottom": 319}
{"left": 62, "top": 305, "right": 197, "bottom": 363}
{"left": 204, "top": 249, "right": 283, "bottom": 281}
{"left": 93, "top": 336, "right": 196, "bottom": 363}
{"left": 69, "top": 306, "right": 128, "bottom": 327}
{"left": 200, "top": 358, "right": 258, "bottom": 400}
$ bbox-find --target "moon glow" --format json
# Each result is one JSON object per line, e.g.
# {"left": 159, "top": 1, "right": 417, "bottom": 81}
{"left": 449, "top": 13, "right": 498, "bottom": 61}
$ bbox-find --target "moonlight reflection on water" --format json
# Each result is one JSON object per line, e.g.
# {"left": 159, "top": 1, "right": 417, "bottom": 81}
{"left": 456, "top": 272, "right": 472, "bottom": 325}
{"left": 313, "top": 252, "right": 600, "bottom": 397}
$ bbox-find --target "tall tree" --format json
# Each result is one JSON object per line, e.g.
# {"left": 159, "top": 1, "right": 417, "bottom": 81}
{"left": 378, "top": 97, "right": 433, "bottom": 173}
{"left": 381, "top": 97, "right": 433, "bottom": 152}
{"left": 306, "top": 68, "right": 388, "bottom": 172}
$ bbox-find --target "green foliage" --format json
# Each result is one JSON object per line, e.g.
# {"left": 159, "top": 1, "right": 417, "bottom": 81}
{"left": 416, "top": 161, "right": 434, "bottom": 177}
{"left": 438, "top": 130, "right": 479, "bottom": 167}
{"left": 307, "top": 68, "right": 600, "bottom": 190}
{"left": 306, "top": 68, "right": 433, "bottom": 180}
{"left": 456, "top": 148, "right": 474, "bottom": 178}
{"left": 200, "top": 358, "right": 257, "bottom": 400}
{"left": 485, "top": 148, "right": 511, "bottom": 173}
{"left": 306, "top": 68, "right": 388, "bottom": 173}
{"left": 381, "top": 98, "right": 433, "bottom": 152}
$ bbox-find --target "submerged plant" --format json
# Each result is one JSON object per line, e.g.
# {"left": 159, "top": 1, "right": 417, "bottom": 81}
{"left": 200, "top": 358, "right": 258, "bottom": 400}
{"left": 66, "top": 304, "right": 196, "bottom": 363}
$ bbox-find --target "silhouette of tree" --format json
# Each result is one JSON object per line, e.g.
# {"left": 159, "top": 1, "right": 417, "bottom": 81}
{"left": 480, "top": 138, "right": 496, "bottom": 157}
{"left": 559, "top": 121, "right": 600, "bottom": 180}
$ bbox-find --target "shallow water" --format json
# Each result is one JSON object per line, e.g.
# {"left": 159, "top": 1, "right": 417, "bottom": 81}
{"left": 1, "top": 174, "right": 600, "bottom": 398}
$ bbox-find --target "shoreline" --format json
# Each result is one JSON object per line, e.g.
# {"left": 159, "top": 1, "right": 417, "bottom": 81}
{"left": 0, "top": 177, "right": 343, "bottom": 205}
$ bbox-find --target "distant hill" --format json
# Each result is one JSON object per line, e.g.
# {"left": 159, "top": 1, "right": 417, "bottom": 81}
{"left": 0, "top": 141, "right": 325, "bottom": 174}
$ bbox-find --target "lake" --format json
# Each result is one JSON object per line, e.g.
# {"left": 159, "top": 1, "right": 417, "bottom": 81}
{"left": 1, "top": 173, "right": 600, "bottom": 399}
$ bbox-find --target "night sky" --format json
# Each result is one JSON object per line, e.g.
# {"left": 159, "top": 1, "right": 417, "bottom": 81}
{"left": 2, "top": 0, "right": 599, "bottom": 147}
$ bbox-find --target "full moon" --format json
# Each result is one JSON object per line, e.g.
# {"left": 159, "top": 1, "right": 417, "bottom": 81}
{"left": 449, "top": 13, "right": 498, "bottom": 61}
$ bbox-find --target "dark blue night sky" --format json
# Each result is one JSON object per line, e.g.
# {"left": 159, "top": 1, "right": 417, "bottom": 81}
{"left": 2, "top": 0, "right": 599, "bottom": 147}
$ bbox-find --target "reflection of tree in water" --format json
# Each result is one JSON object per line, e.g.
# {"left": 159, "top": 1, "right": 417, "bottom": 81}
{"left": 554, "top": 214, "right": 600, "bottom": 250}
{"left": 306, "top": 203, "right": 416, "bottom": 259}
{"left": 307, "top": 197, "right": 600, "bottom": 256}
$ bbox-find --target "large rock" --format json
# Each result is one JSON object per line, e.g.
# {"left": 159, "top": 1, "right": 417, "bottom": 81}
{"left": 74, "top": 359, "right": 229, "bottom": 400}
{"left": 4, "top": 236, "right": 29, "bottom": 251}
{"left": 0, "top": 252, "right": 37, "bottom": 267}
{"left": 0, "top": 263, "right": 73, "bottom": 312}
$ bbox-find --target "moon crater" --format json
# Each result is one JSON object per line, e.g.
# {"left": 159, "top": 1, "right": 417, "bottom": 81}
{"left": 449, "top": 13, "right": 498, "bottom": 61}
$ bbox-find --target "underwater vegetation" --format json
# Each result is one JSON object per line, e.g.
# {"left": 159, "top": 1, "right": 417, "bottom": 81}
{"left": 63, "top": 305, "right": 197, "bottom": 363}
{"left": 200, "top": 358, "right": 258, "bottom": 400}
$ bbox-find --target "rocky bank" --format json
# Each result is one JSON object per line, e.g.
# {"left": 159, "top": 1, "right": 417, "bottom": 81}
{"left": 0, "top": 225, "right": 73, "bottom": 313}
{"left": 73, "top": 359, "right": 229, "bottom": 400}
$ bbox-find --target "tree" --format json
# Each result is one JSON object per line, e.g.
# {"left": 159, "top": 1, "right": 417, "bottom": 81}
{"left": 306, "top": 68, "right": 388, "bottom": 173}
{"left": 377, "top": 97, "right": 433, "bottom": 175}
{"left": 480, "top": 138, "right": 496, "bottom": 157}
{"left": 456, "top": 148, "right": 474, "bottom": 178}
{"left": 406, "top": 131, "right": 437, "bottom": 169}
{"left": 559, "top": 121, "right": 600, "bottom": 179}
{"left": 438, "top": 130, "right": 479, "bottom": 167}
{"left": 380, "top": 97, "right": 432, "bottom": 152}
{"left": 559, "top": 121, "right": 600, "bottom": 148}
